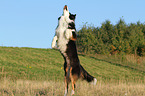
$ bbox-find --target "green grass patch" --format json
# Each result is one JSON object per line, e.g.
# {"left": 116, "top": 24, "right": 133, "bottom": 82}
{"left": 0, "top": 47, "right": 144, "bottom": 83}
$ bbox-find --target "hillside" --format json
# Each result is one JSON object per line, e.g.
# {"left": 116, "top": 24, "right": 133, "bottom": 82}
{"left": 0, "top": 47, "right": 144, "bottom": 82}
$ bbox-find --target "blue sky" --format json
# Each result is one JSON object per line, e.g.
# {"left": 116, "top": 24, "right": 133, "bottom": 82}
{"left": 0, "top": 0, "right": 145, "bottom": 48}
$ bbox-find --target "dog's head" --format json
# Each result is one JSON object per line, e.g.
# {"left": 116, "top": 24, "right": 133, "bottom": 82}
{"left": 58, "top": 5, "right": 76, "bottom": 28}
{"left": 63, "top": 5, "right": 76, "bottom": 21}
{"left": 63, "top": 5, "right": 69, "bottom": 17}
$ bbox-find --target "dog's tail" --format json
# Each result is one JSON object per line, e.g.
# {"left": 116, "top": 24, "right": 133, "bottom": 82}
{"left": 80, "top": 65, "right": 97, "bottom": 85}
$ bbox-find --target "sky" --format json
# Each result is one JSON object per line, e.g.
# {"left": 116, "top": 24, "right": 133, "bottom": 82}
{"left": 0, "top": 0, "right": 145, "bottom": 49}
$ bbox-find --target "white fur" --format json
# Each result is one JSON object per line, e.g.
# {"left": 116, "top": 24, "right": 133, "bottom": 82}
{"left": 51, "top": 6, "right": 74, "bottom": 54}
{"left": 51, "top": 36, "right": 57, "bottom": 48}
{"left": 91, "top": 78, "right": 97, "bottom": 85}
{"left": 64, "top": 89, "right": 67, "bottom": 96}
{"left": 71, "top": 90, "right": 75, "bottom": 95}
{"left": 64, "top": 29, "right": 73, "bottom": 40}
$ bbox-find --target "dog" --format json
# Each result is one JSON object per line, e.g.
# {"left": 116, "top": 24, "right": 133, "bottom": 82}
{"left": 51, "top": 5, "right": 97, "bottom": 96}
{"left": 51, "top": 5, "right": 75, "bottom": 53}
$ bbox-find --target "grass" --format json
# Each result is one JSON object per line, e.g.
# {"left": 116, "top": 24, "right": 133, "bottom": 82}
{"left": 0, "top": 47, "right": 145, "bottom": 96}
{"left": 0, "top": 78, "right": 144, "bottom": 96}
{"left": 0, "top": 47, "right": 64, "bottom": 81}
{"left": 87, "top": 53, "right": 145, "bottom": 72}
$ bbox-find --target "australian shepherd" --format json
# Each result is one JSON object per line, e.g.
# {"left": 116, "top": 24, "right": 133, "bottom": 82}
{"left": 51, "top": 5, "right": 97, "bottom": 96}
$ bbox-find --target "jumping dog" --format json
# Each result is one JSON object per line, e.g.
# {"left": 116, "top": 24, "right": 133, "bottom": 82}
{"left": 51, "top": 5, "right": 97, "bottom": 96}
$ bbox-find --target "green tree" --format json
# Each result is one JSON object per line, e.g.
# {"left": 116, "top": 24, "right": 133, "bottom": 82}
{"left": 77, "top": 19, "right": 145, "bottom": 56}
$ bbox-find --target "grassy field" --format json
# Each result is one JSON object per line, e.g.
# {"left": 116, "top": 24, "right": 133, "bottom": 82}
{"left": 0, "top": 47, "right": 145, "bottom": 96}
{"left": 0, "top": 78, "right": 144, "bottom": 96}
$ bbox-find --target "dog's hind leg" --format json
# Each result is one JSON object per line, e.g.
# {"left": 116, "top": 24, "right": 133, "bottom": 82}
{"left": 70, "top": 68, "right": 76, "bottom": 96}
{"left": 64, "top": 76, "right": 69, "bottom": 96}
{"left": 64, "top": 66, "right": 71, "bottom": 96}
{"left": 71, "top": 80, "right": 75, "bottom": 95}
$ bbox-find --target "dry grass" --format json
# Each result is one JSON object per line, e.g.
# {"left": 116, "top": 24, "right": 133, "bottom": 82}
{"left": 125, "top": 54, "right": 145, "bottom": 65}
{"left": 87, "top": 53, "right": 145, "bottom": 72}
{"left": 0, "top": 78, "right": 144, "bottom": 96}
{"left": 0, "top": 47, "right": 144, "bottom": 96}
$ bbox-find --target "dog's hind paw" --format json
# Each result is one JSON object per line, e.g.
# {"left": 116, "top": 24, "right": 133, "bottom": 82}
{"left": 71, "top": 90, "right": 75, "bottom": 96}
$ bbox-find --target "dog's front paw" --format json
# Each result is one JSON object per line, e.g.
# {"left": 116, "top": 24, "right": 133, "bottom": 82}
{"left": 65, "top": 29, "right": 72, "bottom": 40}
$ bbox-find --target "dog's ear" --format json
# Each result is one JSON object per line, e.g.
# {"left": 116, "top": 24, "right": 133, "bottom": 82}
{"left": 74, "top": 14, "right": 76, "bottom": 18}
{"left": 58, "top": 16, "right": 61, "bottom": 20}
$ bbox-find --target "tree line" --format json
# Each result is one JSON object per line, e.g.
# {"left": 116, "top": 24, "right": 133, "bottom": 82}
{"left": 76, "top": 19, "right": 145, "bottom": 56}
